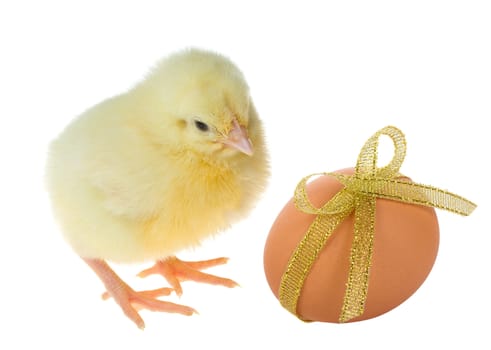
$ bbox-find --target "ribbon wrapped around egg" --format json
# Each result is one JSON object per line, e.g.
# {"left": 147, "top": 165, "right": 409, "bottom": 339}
{"left": 264, "top": 126, "right": 476, "bottom": 323}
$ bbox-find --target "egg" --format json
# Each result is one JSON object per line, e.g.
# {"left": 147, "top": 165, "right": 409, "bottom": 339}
{"left": 263, "top": 168, "right": 440, "bottom": 322}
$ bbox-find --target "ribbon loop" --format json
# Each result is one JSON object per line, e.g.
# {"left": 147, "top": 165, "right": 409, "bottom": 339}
{"left": 279, "top": 126, "right": 476, "bottom": 323}
{"left": 355, "top": 125, "right": 407, "bottom": 179}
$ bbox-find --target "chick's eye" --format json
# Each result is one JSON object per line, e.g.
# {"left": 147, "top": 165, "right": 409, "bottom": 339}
{"left": 194, "top": 120, "right": 210, "bottom": 132}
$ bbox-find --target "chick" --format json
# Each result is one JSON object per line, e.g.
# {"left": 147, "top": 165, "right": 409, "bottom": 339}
{"left": 45, "top": 48, "right": 269, "bottom": 329}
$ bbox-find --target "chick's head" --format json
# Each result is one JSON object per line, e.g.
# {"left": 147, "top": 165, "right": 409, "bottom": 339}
{"left": 132, "top": 49, "right": 255, "bottom": 161}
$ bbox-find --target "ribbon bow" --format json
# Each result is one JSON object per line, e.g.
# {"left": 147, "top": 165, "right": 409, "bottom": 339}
{"left": 279, "top": 126, "right": 476, "bottom": 322}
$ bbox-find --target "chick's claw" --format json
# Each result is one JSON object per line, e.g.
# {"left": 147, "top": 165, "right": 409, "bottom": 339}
{"left": 84, "top": 258, "right": 196, "bottom": 330}
{"left": 116, "top": 288, "right": 197, "bottom": 330}
{"left": 138, "top": 256, "right": 239, "bottom": 297}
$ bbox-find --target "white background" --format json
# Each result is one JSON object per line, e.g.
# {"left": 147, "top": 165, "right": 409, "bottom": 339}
{"left": 1, "top": 1, "right": 490, "bottom": 349}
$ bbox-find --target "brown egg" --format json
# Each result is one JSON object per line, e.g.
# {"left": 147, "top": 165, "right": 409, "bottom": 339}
{"left": 263, "top": 169, "right": 440, "bottom": 322}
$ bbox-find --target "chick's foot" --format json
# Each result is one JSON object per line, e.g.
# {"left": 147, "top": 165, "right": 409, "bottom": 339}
{"left": 84, "top": 258, "right": 196, "bottom": 330}
{"left": 137, "top": 256, "right": 239, "bottom": 296}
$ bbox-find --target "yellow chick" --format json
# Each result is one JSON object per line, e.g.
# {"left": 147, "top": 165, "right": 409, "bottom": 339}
{"left": 45, "top": 48, "right": 269, "bottom": 329}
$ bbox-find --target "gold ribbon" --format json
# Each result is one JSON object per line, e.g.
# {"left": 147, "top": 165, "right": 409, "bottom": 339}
{"left": 279, "top": 126, "right": 477, "bottom": 322}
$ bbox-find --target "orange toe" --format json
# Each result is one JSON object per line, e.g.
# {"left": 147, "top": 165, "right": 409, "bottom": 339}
{"left": 138, "top": 256, "right": 239, "bottom": 296}
{"left": 84, "top": 258, "right": 196, "bottom": 330}
{"left": 102, "top": 287, "right": 173, "bottom": 301}
{"left": 178, "top": 257, "right": 229, "bottom": 270}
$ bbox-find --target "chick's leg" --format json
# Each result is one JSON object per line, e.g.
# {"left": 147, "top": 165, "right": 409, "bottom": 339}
{"left": 84, "top": 258, "right": 196, "bottom": 329}
{"left": 138, "top": 256, "right": 238, "bottom": 296}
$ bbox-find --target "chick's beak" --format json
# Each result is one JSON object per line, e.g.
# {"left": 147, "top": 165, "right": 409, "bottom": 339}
{"left": 221, "top": 119, "right": 254, "bottom": 156}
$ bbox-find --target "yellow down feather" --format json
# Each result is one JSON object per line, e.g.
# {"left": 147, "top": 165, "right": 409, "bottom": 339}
{"left": 46, "top": 48, "right": 270, "bottom": 263}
